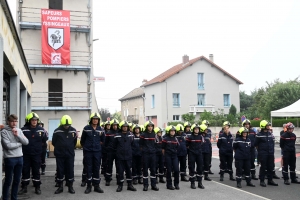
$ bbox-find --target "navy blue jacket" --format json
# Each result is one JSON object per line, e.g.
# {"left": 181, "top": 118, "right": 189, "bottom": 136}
{"left": 201, "top": 133, "right": 212, "bottom": 154}
{"left": 139, "top": 131, "right": 156, "bottom": 154}
{"left": 186, "top": 134, "right": 203, "bottom": 155}
{"left": 233, "top": 137, "right": 251, "bottom": 160}
{"left": 207, "top": 129, "right": 212, "bottom": 139}
{"left": 80, "top": 125, "right": 105, "bottom": 152}
{"left": 217, "top": 132, "right": 233, "bottom": 156}
{"left": 104, "top": 129, "right": 118, "bottom": 152}
{"left": 132, "top": 134, "right": 142, "bottom": 156}
{"left": 52, "top": 126, "right": 77, "bottom": 157}
{"left": 184, "top": 130, "right": 192, "bottom": 138}
{"left": 162, "top": 135, "right": 178, "bottom": 157}
{"left": 113, "top": 131, "right": 134, "bottom": 160}
{"left": 22, "top": 125, "right": 48, "bottom": 156}
{"left": 254, "top": 131, "right": 275, "bottom": 155}
{"left": 176, "top": 133, "right": 187, "bottom": 156}
{"left": 155, "top": 135, "right": 163, "bottom": 155}
{"left": 247, "top": 128, "right": 256, "bottom": 148}
{"left": 280, "top": 132, "right": 296, "bottom": 152}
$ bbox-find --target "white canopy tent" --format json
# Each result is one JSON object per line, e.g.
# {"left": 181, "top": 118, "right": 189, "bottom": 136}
{"left": 271, "top": 99, "right": 300, "bottom": 117}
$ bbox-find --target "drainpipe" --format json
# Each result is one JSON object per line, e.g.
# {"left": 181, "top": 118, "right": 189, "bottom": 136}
{"left": 165, "top": 81, "right": 168, "bottom": 122}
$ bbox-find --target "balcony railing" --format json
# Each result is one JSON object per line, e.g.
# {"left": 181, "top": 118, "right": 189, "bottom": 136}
{"left": 31, "top": 92, "right": 92, "bottom": 110}
{"left": 19, "top": 7, "right": 91, "bottom": 32}
{"left": 24, "top": 49, "right": 91, "bottom": 67}
{"left": 127, "top": 115, "right": 139, "bottom": 124}
{"left": 189, "top": 104, "right": 215, "bottom": 114}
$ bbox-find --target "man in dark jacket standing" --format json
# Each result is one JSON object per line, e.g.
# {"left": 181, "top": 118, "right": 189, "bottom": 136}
{"left": 52, "top": 115, "right": 77, "bottom": 194}
{"left": 18, "top": 112, "right": 47, "bottom": 195}
{"left": 255, "top": 120, "right": 278, "bottom": 187}
{"left": 80, "top": 113, "right": 105, "bottom": 194}
{"left": 113, "top": 121, "right": 136, "bottom": 192}
{"left": 280, "top": 122, "right": 300, "bottom": 185}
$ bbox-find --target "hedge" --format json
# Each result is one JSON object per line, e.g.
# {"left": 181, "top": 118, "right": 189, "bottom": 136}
{"left": 167, "top": 121, "right": 184, "bottom": 126}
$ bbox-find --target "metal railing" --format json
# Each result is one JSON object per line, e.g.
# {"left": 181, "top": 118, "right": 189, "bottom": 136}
{"left": 20, "top": 7, "right": 92, "bottom": 28}
{"left": 127, "top": 115, "right": 139, "bottom": 124}
{"left": 23, "top": 49, "right": 92, "bottom": 66}
{"left": 31, "top": 92, "right": 92, "bottom": 109}
{"left": 189, "top": 104, "right": 215, "bottom": 113}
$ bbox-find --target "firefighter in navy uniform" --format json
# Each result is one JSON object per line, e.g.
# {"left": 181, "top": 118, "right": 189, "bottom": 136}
{"left": 233, "top": 127, "right": 255, "bottom": 188}
{"left": 132, "top": 124, "right": 143, "bottom": 185}
{"left": 52, "top": 115, "right": 77, "bottom": 194}
{"left": 202, "top": 120, "right": 214, "bottom": 175}
{"left": 280, "top": 122, "right": 300, "bottom": 185}
{"left": 186, "top": 124, "right": 205, "bottom": 189}
{"left": 113, "top": 121, "right": 136, "bottom": 192}
{"left": 104, "top": 119, "right": 119, "bottom": 186}
{"left": 175, "top": 124, "right": 188, "bottom": 182}
{"left": 38, "top": 120, "right": 48, "bottom": 175}
{"left": 183, "top": 122, "right": 192, "bottom": 137}
{"left": 200, "top": 124, "right": 212, "bottom": 181}
{"left": 140, "top": 120, "right": 159, "bottom": 191}
{"left": 100, "top": 121, "right": 110, "bottom": 176}
{"left": 18, "top": 112, "right": 47, "bottom": 195}
{"left": 154, "top": 127, "right": 165, "bottom": 183}
{"left": 80, "top": 113, "right": 105, "bottom": 194}
{"left": 217, "top": 123, "right": 235, "bottom": 181}
{"left": 162, "top": 126, "right": 180, "bottom": 190}
{"left": 255, "top": 120, "right": 278, "bottom": 187}
{"left": 242, "top": 119, "right": 258, "bottom": 180}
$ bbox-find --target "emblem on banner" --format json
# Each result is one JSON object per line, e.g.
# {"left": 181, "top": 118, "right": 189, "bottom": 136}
{"left": 48, "top": 28, "right": 64, "bottom": 50}
{"left": 51, "top": 53, "right": 61, "bottom": 64}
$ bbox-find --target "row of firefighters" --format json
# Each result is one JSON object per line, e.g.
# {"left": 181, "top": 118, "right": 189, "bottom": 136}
{"left": 15, "top": 112, "right": 300, "bottom": 195}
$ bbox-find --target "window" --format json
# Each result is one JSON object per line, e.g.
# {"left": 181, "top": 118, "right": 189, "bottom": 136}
{"left": 139, "top": 106, "right": 143, "bottom": 116}
{"left": 224, "top": 94, "right": 230, "bottom": 107}
{"left": 151, "top": 95, "right": 155, "bottom": 108}
{"left": 48, "top": 79, "right": 62, "bottom": 107}
{"left": 197, "top": 94, "right": 205, "bottom": 106}
{"left": 173, "top": 115, "right": 180, "bottom": 121}
{"left": 49, "top": 0, "right": 63, "bottom": 10}
{"left": 198, "top": 73, "right": 204, "bottom": 89}
{"left": 173, "top": 93, "right": 180, "bottom": 107}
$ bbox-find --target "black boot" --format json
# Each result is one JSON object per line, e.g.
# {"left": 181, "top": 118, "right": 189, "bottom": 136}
{"left": 175, "top": 184, "right": 180, "bottom": 190}
{"left": 237, "top": 181, "right": 242, "bottom": 188}
{"left": 143, "top": 185, "right": 148, "bottom": 191}
{"left": 159, "top": 176, "right": 166, "bottom": 183}
{"left": 291, "top": 179, "right": 300, "bottom": 184}
{"left": 273, "top": 174, "right": 280, "bottom": 179}
{"left": 284, "top": 180, "right": 290, "bottom": 185}
{"left": 41, "top": 169, "right": 45, "bottom": 175}
{"left": 138, "top": 178, "right": 143, "bottom": 184}
{"left": 105, "top": 181, "right": 110, "bottom": 186}
{"left": 181, "top": 175, "right": 189, "bottom": 182}
{"left": 116, "top": 185, "right": 123, "bottom": 192}
{"left": 247, "top": 181, "right": 255, "bottom": 187}
{"left": 65, "top": 181, "right": 69, "bottom": 187}
{"left": 127, "top": 184, "right": 137, "bottom": 191}
{"left": 18, "top": 185, "right": 28, "bottom": 195}
{"left": 151, "top": 185, "right": 159, "bottom": 191}
{"left": 81, "top": 180, "right": 86, "bottom": 187}
{"left": 85, "top": 185, "right": 92, "bottom": 194}
{"left": 267, "top": 180, "right": 278, "bottom": 186}
{"left": 260, "top": 180, "right": 266, "bottom": 187}
{"left": 55, "top": 183, "right": 63, "bottom": 194}
{"left": 220, "top": 174, "right": 224, "bottom": 181}
{"left": 198, "top": 181, "right": 205, "bottom": 189}
{"left": 191, "top": 182, "right": 196, "bottom": 189}
{"left": 68, "top": 182, "right": 75, "bottom": 194}
{"left": 230, "top": 174, "right": 235, "bottom": 181}
{"left": 55, "top": 182, "right": 60, "bottom": 187}
{"left": 133, "top": 178, "right": 138, "bottom": 185}
{"left": 208, "top": 169, "right": 214, "bottom": 175}
{"left": 167, "top": 185, "right": 175, "bottom": 190}
{"left": 94, "top": 185, "right": 104, "bottom": 193}
{"left": 251, "top": 174, "right": 258, "bottom": 180}
{"left": 204, "top": 174, "right": 211, "bottom": 181}
{"left": 35, "top": 186, "right": 41, "bottom": 195}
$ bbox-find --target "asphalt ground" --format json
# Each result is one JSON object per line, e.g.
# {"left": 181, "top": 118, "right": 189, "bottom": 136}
{"left": 17, "top": 144, "right": 300, "bottom": 200}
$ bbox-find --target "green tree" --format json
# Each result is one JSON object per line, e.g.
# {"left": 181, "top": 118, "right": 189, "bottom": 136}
{"left": 239, "top": 91, "right": 254, "bottom": 111}
{"left": 111, "top": 111, "right": 122, "bottom": 122}
{"left": 181, "top": 113, "right": 196, "bottom": 123}
{"left": 229, "top": 104, "right": 237, "bottom": 116}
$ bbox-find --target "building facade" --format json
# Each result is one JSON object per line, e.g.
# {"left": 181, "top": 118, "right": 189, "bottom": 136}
{"left": 16, "top": 0, "right": 98, "bottom": 138}
{"left": 119, "top": 87, "right": 145, "bottom": 125}
{"left": 142, "top": 55, "right": 242, "bottom": 128}
{"left": 1, "top": 0, "right": 34, "bottom": 195}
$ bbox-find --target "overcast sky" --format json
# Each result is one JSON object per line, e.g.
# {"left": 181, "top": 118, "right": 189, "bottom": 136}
{"left": 8, "top": 0, "right": 300, "bottom": 113}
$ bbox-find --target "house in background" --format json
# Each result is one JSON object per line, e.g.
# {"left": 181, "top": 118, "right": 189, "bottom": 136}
{"left": 119, "top": 85, "right": 145, "bottom": 125}
{"left": 141, "top": 54, "right": 242, "bottom": 128}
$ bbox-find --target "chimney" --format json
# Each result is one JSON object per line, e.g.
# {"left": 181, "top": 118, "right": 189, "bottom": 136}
{"left": 142, "top": 79, "right": 147, "bottom": 85}
{"left": 209, "top": 54, "right": 214, "bottom": 62}
{"left": 182, "top": 55, "right": 189, "bottom": 65}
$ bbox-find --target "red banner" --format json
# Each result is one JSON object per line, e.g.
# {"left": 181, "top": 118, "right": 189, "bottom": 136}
{"left": 41, "top": 9, "right": 70, "bottom": 65}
